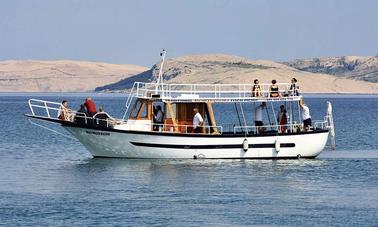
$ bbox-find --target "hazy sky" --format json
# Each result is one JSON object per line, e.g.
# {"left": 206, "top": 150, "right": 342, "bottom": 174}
{"left": 1, "top": 0, "right": 377, "bottom": 66}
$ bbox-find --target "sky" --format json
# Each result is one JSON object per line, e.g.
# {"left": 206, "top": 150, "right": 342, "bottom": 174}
{"left": 0, "top": 0, "right": 377, "bottom": 66}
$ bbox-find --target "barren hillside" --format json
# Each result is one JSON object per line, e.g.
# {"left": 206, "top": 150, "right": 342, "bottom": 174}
{"left": 283, "top": 56, "right": 378, "bottom": 82}
{"left": 96, "top": 54, "right": 378, "bottom": 94}
{"left": 0, "top": 60, "right": 148, "bottom": 92}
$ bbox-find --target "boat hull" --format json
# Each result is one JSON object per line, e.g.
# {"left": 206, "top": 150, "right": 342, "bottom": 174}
{"left": 64, "top": 126, "right": 329, "bottom": 159}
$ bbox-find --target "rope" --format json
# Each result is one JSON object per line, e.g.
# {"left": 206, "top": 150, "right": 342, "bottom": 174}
{"left": 238, "top": 102, "right": 248, "bottom": 135}
{"left": 265, "top": 105, "right": 272, "bottom": 126}
{"left": 234, "top": 102, "right": 242, "bottom": 127}
{"left": 29, "top": 119, "right": 77, "bottom": 141}
{"left": 239, "top": 102, "right": 247, "bottom": 127}
{"left": 270, "top": 102, "right": 279, "bottom": 134}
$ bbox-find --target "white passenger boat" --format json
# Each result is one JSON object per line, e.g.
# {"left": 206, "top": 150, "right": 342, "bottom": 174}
{"left": 26, "top": 51, "right": 336, "bottom": 159}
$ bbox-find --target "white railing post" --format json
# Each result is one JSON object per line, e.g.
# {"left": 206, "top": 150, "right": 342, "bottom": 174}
{"left": 28, "top": 100, "right": 35, "bottom": 116}
{"left": 44, "top": 101, "right": 51, "bottom": 118}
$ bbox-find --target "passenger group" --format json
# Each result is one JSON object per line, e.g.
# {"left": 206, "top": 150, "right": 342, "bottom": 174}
{"left": 58, "top": 97, "right": 117, "bottom": 127}
{"left": 58, "top": 78, "right": 311, "bottom": 133}
{"left": 252, "top": 77, "right": 311, "bottom": 132}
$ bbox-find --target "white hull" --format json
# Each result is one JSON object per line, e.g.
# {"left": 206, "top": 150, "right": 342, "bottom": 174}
{"left": 65, "top": 126, "right": 329, "bottom": 159}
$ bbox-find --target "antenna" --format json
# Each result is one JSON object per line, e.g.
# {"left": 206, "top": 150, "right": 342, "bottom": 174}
{"left": 155, "top": 49, "right": 166, "bottom": 95}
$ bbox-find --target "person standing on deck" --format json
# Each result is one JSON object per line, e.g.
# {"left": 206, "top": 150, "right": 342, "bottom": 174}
{"left": 193, "top": 108, "right": 204, "bottom": 133}
{"left": 84, "top": 97, "right": 97, "bottom": 117}
{"left": 254, "top": 102, "right": 266, "bottom": 133}
{"left": 300, "top": 99, "right": 312, "bottom": 131}
{"left": 277, "top": 105, "right": 288, "bottom": 133}
{"left": 153, "top": 105, "right": 164, "bottom": 131}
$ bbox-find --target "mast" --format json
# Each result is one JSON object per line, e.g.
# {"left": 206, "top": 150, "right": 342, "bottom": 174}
{"left": 155, "top": 49, "right": 167, "bottom": 96}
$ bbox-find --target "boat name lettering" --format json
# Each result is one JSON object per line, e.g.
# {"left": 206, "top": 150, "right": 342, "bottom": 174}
{"left": 85, "top": 131, "right": 110, "bottom": 136}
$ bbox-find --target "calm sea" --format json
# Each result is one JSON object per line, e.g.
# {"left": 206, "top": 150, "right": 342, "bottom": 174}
{"left": 0, "top": 93, "right": 377, "bottom": 226}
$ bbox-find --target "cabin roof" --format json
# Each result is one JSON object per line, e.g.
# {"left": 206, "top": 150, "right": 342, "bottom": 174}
{"left": 131, "top": 82, "right": 302, "bottom": 103}
{"left": 149, "top": 96, "right": 301, "bottom": 103}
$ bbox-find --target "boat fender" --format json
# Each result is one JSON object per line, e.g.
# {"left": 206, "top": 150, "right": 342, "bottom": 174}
{"left": 243, "top": 138, "right": 248, "bottom": 152}
{"left": 275, "top": 139, "right": 280, "bottom": 152}
{"left": 297, "top": 154, "right": 301, "bottom": 159}
{"left": 197, "top": 154, "right": 205, "bottom": 159}
{"left": 193, "top": 154, "right": 206, "bottom": 159}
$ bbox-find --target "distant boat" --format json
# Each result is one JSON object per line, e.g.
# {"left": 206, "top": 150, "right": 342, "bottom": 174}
{"left": 26, "top": 50, "right": 336, "bottom": 159}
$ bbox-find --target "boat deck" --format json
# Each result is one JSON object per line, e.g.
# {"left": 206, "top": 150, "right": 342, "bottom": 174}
{"left": 129, "top": 82, "right": 301, "bottom": 103}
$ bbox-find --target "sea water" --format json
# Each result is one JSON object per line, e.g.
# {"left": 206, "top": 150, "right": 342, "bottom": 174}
{"left": 0, "top": 94, "right": 377, "bottom": 226}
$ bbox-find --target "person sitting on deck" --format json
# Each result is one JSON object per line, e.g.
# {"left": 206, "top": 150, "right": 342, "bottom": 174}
{"left": 299, "top": 99, "right": 312, "bottom": 131}
{"left": 58, "top": 100, "right": 74, "bottom": 122}
{"left": 74, "top": 104, "right": 88, "bottom": 125}
{"left": 84, "top": 97, "right": 97, "bottom": 117}
{"left": 254, "top": 102, "right": 266, "bottom": 133}
{"left": 251, "top": 79, "right": 262, "bottom": 97}
{"left": 269, "top": 80, "right": 280, "bottom": 98}
{"left": 289, "top": 78, "right": 299, "bottom": 96}
{"left": 153, "top": 105, "right": 164, "bottom": 131}
{"left": 193, "top": 108, "right": 204, "bottom": 133}
{"left": 93, "top": 106, "right": 116, "bottom": 128}
{"left": 277, "top": 105, "right": 288, "bottom": 133}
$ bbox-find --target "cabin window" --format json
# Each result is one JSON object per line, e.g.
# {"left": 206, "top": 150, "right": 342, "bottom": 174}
{"left": 140, "top": 102, "right": 148, "bottom": 118}
{"left": 131, "top": 100, "right": 142, "bottom": 118}
{"left": 129, "top": 98, "right": 153, "bottom": 120}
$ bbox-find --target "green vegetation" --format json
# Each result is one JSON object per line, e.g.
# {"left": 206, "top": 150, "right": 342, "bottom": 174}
{"left": 201, "top": 61, "right": 273, "bottom": 70}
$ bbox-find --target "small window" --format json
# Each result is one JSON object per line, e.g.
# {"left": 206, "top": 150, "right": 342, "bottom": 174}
{"left": 140, "top": 102, "right": 148, "bottom": 118}
{"left": 131, "top": 100, "right": 142, "bottom": 118}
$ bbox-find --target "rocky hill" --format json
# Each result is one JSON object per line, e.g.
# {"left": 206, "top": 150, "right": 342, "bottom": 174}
{"left": 96, "top": 54, "right": 378, "bottom": 94}
{"left": 0, "top": 60, "right": 148, "bottom": 92}
{"left": 283, "top": 56, "right": 378, "bottom": 82}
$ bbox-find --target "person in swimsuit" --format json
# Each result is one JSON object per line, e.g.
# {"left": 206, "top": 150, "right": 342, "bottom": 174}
{"left": 251, "top": 79, "right": 262, "bottom": 97}
{"left": 269, "top": 80, "right": 280, "bottom": 97}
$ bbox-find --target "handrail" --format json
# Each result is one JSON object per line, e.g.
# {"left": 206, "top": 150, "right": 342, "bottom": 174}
{"left": 28, "top": 99, "right": 63, "bottom": 119}
{"left": 123, "top": 82, "right": 137, "bottom": 120}
{"left": 233, "top": 121, "right": 328, "bottom": 135}
{"left": 151, "top": 123, "right": 223, "bottom": 134}
{"left": 132, "top": 82, "right": 300, "bottom": 100}
{"left": 28, "top": 99, "right": 126, "bottom": 128}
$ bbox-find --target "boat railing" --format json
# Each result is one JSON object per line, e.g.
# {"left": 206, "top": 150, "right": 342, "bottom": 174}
{"left": 233, "top": 123, "right": 301, "bottom": 135}
{"left": 232, "top": 120, "right": 328, "bottom": 135}
{"left": 28, "top": 99, "right": 64, "bottom": 119}
{"left": 151, "top": 123, "right": 223, "bottom": 135}
{"left": 28, "top": 99, "right": 125, "bottom": 128}
{"left": 133, "top": 82, "right": 299, "bottom": 99}
{"left": 313, "top": 120, "right": 328, "bottom": 130}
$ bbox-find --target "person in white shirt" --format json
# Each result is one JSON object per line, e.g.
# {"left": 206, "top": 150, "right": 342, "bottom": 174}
{"left": 254, "top": 102, "right": 266, "bottom": 133}
{"left": 300, "top": 99, "right": 312, "bottom": 131}
{"left": 193, "top": 108, "right": 204, "bottom": 133}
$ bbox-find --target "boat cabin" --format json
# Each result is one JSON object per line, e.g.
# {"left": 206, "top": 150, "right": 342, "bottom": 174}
{"left": 125, "top": 97, "right": 219, "bottom": 134}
